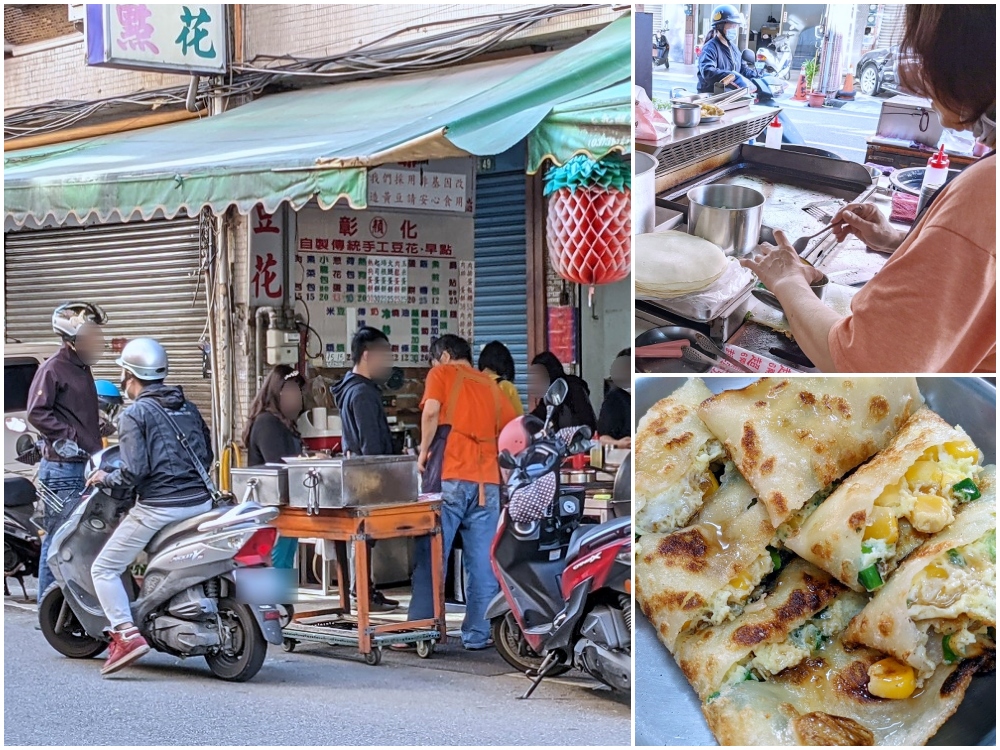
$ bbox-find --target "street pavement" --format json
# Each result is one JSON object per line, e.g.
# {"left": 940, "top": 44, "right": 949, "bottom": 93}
{"left": 651, "top": 63, "right": 886, "bottom": 162}
{"left": 4, "top": 600, "right": 630, "bottom": 746}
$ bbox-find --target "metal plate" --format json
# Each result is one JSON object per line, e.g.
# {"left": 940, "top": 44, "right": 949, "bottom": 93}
{"left": 635, "top": 376, "right": 997, "bottom": 747}
{"left": 699, "top": 115, "right": 722, "bottom": 124}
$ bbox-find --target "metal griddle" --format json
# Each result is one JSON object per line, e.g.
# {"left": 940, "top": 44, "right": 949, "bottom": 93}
{"left": 638, "top": 145, "right": 881, "bottom": 370}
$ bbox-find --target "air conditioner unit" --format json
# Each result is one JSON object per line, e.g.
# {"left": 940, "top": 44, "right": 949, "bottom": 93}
{"left": 68, "top": 4, "right": 85, "bottom": 25}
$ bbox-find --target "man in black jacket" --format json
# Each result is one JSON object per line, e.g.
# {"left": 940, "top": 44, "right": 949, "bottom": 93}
{"left": 86, "top": 338, "right": 214, "bottom": 676}
{"left": 28, "top": 302, "right": 107, "bottom": 595}
{"left": 331, "top": 326, "right": 398, "bottom": 611}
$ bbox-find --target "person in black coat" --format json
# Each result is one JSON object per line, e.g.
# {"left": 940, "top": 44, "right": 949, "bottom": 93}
{"left": 597, "top": 348, "right": 631, "bottom": 449}
{"left": 528, "top": 351, "right": 597, "bottom": 431}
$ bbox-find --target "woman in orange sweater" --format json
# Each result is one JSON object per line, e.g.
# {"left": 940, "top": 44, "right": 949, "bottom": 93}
{"left": 742, "top": 5, "right": 995, "bottom": 373}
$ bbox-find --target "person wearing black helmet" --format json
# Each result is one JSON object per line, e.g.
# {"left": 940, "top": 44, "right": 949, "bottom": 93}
{"left": 697, "top": 4, "right": 760, "bottom": 93}
{"left": 27, "top": 301, "right": 107, "bottom": 595}
{"left": 85, "top": 337, "right": 214, "bottom": 676}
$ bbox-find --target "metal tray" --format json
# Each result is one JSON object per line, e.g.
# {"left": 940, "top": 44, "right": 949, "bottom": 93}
{"left": 286, "top": 456, "right": 418, "bottom": 513}
{"left": 635, "top": 376, "right": 997, "bottom": 747}
{"left": 230, "top": 464, "right": 288, "bottom": 506}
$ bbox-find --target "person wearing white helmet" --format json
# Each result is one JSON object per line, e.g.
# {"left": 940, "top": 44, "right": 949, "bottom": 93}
{"left": 85, "top": 337, "right": 215, "bottom": 676}
{"left": 27, "top": 301, "right": 108, "bottom": 595}
{"left": 697, "top": 4, "right": 760, "bottom": 93}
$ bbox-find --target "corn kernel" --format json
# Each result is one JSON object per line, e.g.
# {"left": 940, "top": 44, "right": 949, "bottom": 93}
{"left": 867, "top": 658, "right": 916, "bottom": 699}
{"left": 700, "top": 471, "right": 720, "bottom": 495}
{"left": 920, "top": 447, "right": 939, "bottom": 461}
{"left": 943, "top": 440, "right": 979, "bottom": 461}
{"left": 906, "top": 460, "right": 943, "bottom": 487}
{"left": 908, "top": 494, "right": 954, "bottom": 534}
{"left": 922, "top": 563, "right": 949, "bottom": 579}
{"left": 875, "top": 482, "right": 903, "bottom": 507}
{"left": 864, "top": 506, "right": 899, "bottom": 544}
{"left": 728, "top": 570, "right": 755, "bottom": 593}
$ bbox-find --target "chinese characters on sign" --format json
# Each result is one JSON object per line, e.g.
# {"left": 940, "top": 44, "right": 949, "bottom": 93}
{"left": 249, "top": 206, "right": 286, "bottom": 306}
{"left": 296, "top": 207, "right": 475, "bottom": 366}
{"left": 367, "top": 167, "right": 472, "bottom": 214}
{"left": 87, "top": 4, "right": 227, "bottom": 75}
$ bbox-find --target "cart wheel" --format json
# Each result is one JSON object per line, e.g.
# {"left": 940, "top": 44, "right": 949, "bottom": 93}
{"left": 364, "top": 647, "right": 383, "bottom": 666}
{"left": 416, "top": 640, "right": 435, "bottom": 659}
{"left": 282, "top": 638, "right": 297, "bottom": 652}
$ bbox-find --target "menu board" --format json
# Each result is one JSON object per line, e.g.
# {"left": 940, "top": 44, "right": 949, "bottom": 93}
{"left": 295, "top": 206, "right": 475, "bottom": 366}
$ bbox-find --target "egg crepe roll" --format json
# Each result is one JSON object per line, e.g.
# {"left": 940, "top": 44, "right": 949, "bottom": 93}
{"left": 786, "top": 409, "right": 984, "bottom": 593}
{"left": 697, "top": 377, "right": 923, "bottom": 527}
{"left": 843, "top": 466, "right": 995, "bottom": 683}
{"left": 673, "top": 558, "right": 866, "bottom": 701}
{"left": 636, "top": 465, "right": 775, "bottom": 653}
{"left": 702, "top": 637, "right": 990, "bottom": 746}
{"left": 635, "top": 378, "right": 724, "bottom": 534}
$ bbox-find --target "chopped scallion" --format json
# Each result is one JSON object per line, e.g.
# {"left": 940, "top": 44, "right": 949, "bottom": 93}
{"left": 858, "top": 564, "right": 883, "bottom": 591}
{"left": 942, "top": 634, "right": 960, "bottom": 664}
{"left": 952, "top": 478, "right": 981, "bottom": 502}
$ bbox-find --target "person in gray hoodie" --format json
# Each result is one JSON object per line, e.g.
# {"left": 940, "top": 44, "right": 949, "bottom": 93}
{"left": 331, "top": 326, "right": 398, "bottom": 611}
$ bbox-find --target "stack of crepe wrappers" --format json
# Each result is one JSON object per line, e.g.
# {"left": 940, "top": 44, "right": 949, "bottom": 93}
{"left": 635, "top": 230, "right": 728, "bottom": 299}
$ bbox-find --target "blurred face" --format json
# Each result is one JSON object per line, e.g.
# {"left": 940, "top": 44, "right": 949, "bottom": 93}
{"left": 364, "top": 344, "right": 394, "bottom": 381}
{"left": 120, "top": 370, "right": 141, "bottom": 400}
{"left": 279, "top": 381, "right": 304, "bottom": 421}
{"left": 929, "top": 95, "right": 966, "bottom": 131}
{"left": 74, "top": 324, "right": 105, "bottom": 366}
{"left": 610, "top": 356, "right": 631, "bottom": 390}
{"left": 527, "top": 364, "right": 550, "bottom": 399}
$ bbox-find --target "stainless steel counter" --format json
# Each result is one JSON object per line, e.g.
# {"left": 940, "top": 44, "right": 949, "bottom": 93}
{"left": 635, "top": 103, "right": 780, "bottom": 150}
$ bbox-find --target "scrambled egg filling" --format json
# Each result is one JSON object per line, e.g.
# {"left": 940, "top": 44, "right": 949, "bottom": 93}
{"left": 638, "top": 439, "right": 724, "bottom": 532}
{"left": 775, "top": 484, "right": 838, "bottom": 542}
{"left": 906, "top": 530, "right": 996, "bottom": 675}
{"left": 861, "top": 441, "right": 981, "bottom": 574}
{"left": 705, "top": 553, "right": 774, "bottom": 625}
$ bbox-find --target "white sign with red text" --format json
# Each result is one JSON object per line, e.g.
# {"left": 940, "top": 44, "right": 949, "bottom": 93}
{"left": 249, "top": 205, "right": 286, "bottom": 307}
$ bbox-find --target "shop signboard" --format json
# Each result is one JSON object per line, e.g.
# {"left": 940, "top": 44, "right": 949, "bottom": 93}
{"left": 296, "top": 206, "right": 475, "bottom": 366}
{"left": 249, "top": 206, "right": 287, "bottom": 307}
{"left": 85, "top": 3, "right": 227, "bottom": 74}
{"left": 367, "top": 159, "right": 475, "bottom": 214}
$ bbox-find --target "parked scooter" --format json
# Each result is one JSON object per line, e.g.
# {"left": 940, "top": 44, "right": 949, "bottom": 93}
{"left": 4, "top": 467, "right": 41, "bottom": 600}
{"left": 652, "top": 27, "right": 670, "bottom": 69}
{"left": 38, "top": 446, "right": 285, "bottom": 681}
{"left": 487, "top": 379, "right": 631, "bottom": 699}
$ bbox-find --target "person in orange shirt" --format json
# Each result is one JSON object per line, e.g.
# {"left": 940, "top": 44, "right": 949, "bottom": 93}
{"left": 741, "top": 5, "right": 995, "bottom": 373}
{"left": 406, "top": 334, "right": 516, "bottom": 651}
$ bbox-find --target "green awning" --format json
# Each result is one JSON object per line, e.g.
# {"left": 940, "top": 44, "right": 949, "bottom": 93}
{"left": 4, "top": 15, "right": 629, "bottom": 229}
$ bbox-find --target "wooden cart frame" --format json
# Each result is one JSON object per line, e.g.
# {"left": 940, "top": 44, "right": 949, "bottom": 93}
{"left": 271, "top": 500, "right": 446, "bottom": 665}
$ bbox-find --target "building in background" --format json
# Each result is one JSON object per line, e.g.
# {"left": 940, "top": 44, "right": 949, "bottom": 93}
{"left": 4, "top": 4, "right": 631, "bottom": 468}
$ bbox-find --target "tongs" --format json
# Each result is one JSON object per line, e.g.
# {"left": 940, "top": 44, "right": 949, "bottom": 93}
{"left": 635, "top": 332, "right": 754, "bottom": 373}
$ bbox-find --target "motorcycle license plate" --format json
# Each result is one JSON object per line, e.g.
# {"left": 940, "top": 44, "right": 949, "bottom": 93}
{"left": 231, "top": 567, "right": 295, "bottom": 604}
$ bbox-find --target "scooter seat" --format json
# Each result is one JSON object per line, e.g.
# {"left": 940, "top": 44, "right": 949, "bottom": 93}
{"left": 146, "top": 508, "right": 227, "bottom": 554}
{"left": 4, "top": 476, "right": 36, "bottom": 508}
{"left": 565, "top": 516, "right": 631, "bottom": 563}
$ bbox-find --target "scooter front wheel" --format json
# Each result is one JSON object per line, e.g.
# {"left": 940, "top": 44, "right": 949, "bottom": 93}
{"left": 491, "top": 613, "right": 571, "bottom": 677}
{"left": 38, "top": 584, "right": 108, "bottom": 659}
{"left": 205, "top": 598, "right": 268, "bottom": 682}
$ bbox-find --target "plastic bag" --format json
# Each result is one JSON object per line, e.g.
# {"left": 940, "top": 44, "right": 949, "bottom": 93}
{"left": 635, "top": 85, "right": 670, "bottom": 142}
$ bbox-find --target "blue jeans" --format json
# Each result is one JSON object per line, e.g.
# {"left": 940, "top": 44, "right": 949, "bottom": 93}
{"left": 36, "top": 459, "right": 87, "bottom": 595}
{"left": 408, "top": 480, "right": 500, "bottom": 648}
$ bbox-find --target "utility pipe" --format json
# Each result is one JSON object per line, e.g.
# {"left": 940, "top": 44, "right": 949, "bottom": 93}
{"left": 3, "top": 107, "right": 204, "bottom": 151}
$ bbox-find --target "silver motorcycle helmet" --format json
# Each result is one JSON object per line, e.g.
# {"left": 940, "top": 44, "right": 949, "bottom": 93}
{"left": 51, "top": 301, "right": 107, "bottom": 342}
{"left": 116, "top": 337, "right": 169, "bottom": 381}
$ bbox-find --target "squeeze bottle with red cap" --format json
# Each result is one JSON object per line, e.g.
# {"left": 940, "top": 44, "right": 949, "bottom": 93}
{"left": 764, "top": 115, "right": 783, "bottom": 149}
{"left": 916, "top": 144, "right": 949, "bottom": 213}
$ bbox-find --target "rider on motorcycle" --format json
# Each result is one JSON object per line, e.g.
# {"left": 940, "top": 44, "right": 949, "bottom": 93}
{"left": 697, "top": 4, "right": 761, "bottom": 93}
{"left": 85, "top": 338, "right": 215, "bottom": 676}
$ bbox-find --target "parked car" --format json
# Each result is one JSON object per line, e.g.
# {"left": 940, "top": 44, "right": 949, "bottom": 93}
{"left": 856, "top": 46, "right": 898, "bottom": 96}
{"left": 4, "top": 344, "right": 52, "bottom": 478}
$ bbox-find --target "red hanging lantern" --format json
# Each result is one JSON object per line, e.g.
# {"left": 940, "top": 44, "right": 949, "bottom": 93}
{"left": 545, "top": 155, "right": 631, "bottom": 304}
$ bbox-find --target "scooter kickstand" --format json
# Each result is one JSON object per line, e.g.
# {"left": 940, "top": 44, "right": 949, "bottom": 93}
{"left": 519, "top": 652, "right": 561, "bottom": 700}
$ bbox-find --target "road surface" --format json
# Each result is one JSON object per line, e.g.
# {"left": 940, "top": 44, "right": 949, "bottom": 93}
{"left": 3, "top": 603, "right": 630, "bottom": 746}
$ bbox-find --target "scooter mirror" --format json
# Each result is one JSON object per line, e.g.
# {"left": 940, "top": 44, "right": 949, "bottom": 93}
{"left": 5, "top": 416, "right": 27, "bottom": 434}
{"left": 741, "top": 48, "right": 756, "bottom": 65}
{"left": 543, "top": 378, "right": 568, "bottom": 408}
{"left": 15, "top": 434, "right": 34, "bottom": 456}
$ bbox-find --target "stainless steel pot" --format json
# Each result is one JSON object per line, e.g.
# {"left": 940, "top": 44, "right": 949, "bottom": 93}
{"left": 686, "top": 184, "right": 765, "bottom": 257}
{"left": 634, "top": 152, "right": 657, "bottom": 234}
{"left": 671, "top": 102, "right": 702, "bottom": 128}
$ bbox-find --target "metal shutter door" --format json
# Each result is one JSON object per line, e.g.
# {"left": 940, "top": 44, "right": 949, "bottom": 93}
{"left": 4, "top": 217, "right": 212, "bottom": 422}
{"left": 473, "top": 170, "right": 529, "bottom": 401}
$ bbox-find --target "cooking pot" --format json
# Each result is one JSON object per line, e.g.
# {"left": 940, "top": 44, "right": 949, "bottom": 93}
{"left": 686, "top": 184, "right": 765, "bottom": 257}
{"left": 671, "top": 103, "right": 702, "bottom": 128}
{"left": 634, "top": 152, "right": 657, "bottom": 234}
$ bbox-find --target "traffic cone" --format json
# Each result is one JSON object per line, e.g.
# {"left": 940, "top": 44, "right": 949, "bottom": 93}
{"left": 792, "top": 63, "right": 808, "bottom": 101}
{"left": 838, "top": 71, "right": 856, "bottom": 100}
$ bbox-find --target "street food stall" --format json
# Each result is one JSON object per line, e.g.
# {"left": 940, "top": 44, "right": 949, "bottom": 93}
{"left": 230, "top": 455, "right": 446, "bottom": 665}
{"left": 635, "top": 96, "right": 887, "bottom": 373}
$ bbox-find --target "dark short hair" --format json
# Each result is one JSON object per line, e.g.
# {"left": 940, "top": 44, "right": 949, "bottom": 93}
{"left": 429, "top": 334, "right": 472, "bottom": 364}
{"left": 616, "top": 348, "right": 631, "bottom": 359}
{"left": 477, "top": 341, "right": 516, "bottom": 381}
{"left": 897, "top": 5, "right": 995, "bottom": 127}
{"left": 351, "top": 326, "right": 390, "bottom": 364}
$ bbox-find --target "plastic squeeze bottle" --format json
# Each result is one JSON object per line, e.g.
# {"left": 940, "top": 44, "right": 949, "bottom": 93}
{"left": 765, "top": 115, "right": 783, "bottom": 149}
{"left": 916, "top": 144, "right": 949, "bottom": 213}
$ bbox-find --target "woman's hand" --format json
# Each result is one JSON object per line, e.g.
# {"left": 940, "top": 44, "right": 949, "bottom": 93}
{"left": 830, "top": 202, "right": 905, "bottom": 252}
{"left": 739, "top": 230, "right": 825, "bottom": 295}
